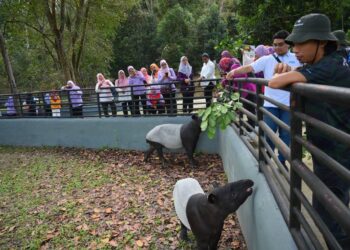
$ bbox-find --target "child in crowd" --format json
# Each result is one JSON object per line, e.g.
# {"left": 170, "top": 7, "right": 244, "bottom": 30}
{"left": 147, "top": 85, "right": 164, "bottom": 114}
{"left": 50, "top": 91, "right": 61, "bottom": 117}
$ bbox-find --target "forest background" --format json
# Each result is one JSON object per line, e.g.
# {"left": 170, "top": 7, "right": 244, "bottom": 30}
{"left": 0, "top": 0, "right": 349, "bottom": 93}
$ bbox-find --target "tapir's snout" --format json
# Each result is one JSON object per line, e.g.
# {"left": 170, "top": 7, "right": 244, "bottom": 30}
{"left": 233, "top": 179, "right": 254, "bottom": 196}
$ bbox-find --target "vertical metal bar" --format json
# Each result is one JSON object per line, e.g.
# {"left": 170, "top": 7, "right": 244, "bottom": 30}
{"left": 289, "top": 90, "right": 303, "bottom": 231}
{"left": 67, "top": 89, "right": 73, "bottom": 117}
{"left": 256, "top": 83, "right": 264, "bottom": 172}
{"left": 41, "top": 92, "right": 46, "bottom": 117}
{"left": 238, "top": 81, "right": 243, "bottom": 135}
{"left": 96, "top": 92, "right": 101, "bottom": 118}
{"left": 18, "top": 93, "right": 23, "bottom": 117}
{"left": 131, "top": 85, "right": 135, "bottom": 116}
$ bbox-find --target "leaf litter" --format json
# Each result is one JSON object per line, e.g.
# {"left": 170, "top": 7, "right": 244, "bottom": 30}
{"left": 0, "top": 146, "right": 247, "bottom": 249}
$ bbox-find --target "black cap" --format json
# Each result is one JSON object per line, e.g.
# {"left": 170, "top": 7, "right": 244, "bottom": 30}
{"left": 286, "top": 13, "right": 337, "bottom": 44}
{"left": 332, "top": 30, "right": 349, "bottom": 46}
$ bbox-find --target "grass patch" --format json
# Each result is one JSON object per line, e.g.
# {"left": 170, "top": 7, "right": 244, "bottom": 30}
{"left": 0, "top": 146, "right": 246, "bottom": 249}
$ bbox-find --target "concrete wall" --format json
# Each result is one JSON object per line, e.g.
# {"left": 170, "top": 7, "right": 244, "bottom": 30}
{"left": 0, "top": 117, "right": 218, "bottom": 153}
{"left": 218, "top": 126, "right": 297, "bottom": 250}
{"left": 0, "top": 117, "right": 296, "bottom": 249}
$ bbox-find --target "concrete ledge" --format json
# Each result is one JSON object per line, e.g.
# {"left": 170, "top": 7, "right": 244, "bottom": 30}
{"left": 0, "top": 117, "right": 218, "bottom": 153}
{"left": 218, "top": 126, "right": 297, "bottom": 250}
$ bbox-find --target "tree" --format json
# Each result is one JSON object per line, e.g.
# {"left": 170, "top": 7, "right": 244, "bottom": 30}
{"left": 110, "top": 6, "right": 160, "bottom": 76}
{"left": 156, "top": 4, "right": 196, "bottom": 67}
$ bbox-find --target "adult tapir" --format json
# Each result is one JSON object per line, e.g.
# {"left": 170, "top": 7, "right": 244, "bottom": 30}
{"left": 144, "top": 114, "right": 201, "bottom": 167}
{"left": 173, "top": 178, "right": 254, "bottom": 250}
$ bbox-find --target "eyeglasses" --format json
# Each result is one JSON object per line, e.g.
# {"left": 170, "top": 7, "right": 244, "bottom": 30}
{"left": 273, "top": 42, "right": 286, "bottom": 48}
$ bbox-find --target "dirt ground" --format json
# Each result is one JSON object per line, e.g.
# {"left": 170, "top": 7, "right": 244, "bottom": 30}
{"left": 0, "top": 146, "right": 247, "bottom": 249}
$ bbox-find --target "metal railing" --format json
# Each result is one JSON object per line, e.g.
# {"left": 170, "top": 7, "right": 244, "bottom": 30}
{"left": 0, "top": 79, "right": 220, "bottom": 118}
{"left": 1, "top": 77, "right": 349, "bottom": 249}
{"left": 232, "top": 77, "right": 350, "bottom": 250}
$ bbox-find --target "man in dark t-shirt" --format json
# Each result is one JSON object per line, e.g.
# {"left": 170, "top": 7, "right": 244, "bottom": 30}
{"left": 269, "top": 13, "right": 350, "bottom": 248}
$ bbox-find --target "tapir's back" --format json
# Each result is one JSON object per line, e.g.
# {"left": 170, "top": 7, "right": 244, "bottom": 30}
{"left": 173, "top": 178, "right": 204, "bottom": 230}
{"left": 146, "top": 124, "right": 183, "bottom": 149}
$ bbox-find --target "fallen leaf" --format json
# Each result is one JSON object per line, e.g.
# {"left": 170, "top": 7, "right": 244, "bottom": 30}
{"left": 136, "top": 240, "right": 143, "bottom": 247}
{"left": 109, "top": 240, "right": 118, "bottom": 247}
{"left": 105, "top": 208, "right": 112, "bottom": 214}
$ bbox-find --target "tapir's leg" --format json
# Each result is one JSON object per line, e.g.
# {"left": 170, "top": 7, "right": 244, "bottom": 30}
{"left": 208, "top": 225, "right": 223, "bottom": 250}
{"left": 149, "top": 142, "right": 167, "bottom": 167}
{"left": 184, "top": 146, "right": 197, "bottom": 168}
{"left": 144, "top": 144, "right": 155, "bottom": 162}
{"left": 179, "top": 222, "right": 189, "bottom": 241}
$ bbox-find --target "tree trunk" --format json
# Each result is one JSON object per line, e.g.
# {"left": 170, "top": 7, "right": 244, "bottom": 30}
{"left": 0, "top": 31, "right": 18, "bottom": 94}
{"left": 44, "top": 0, "right": 74, "bottom": 82}
{"left": 0, "top": 30, "right": 21, "bottom": 115}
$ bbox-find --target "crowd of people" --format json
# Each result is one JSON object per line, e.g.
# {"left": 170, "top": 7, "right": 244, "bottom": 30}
{"left": 0, "top": 12, "right": 349, "bottom": 248}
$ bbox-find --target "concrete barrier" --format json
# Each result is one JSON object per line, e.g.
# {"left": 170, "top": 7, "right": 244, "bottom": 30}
{"left": 0, "top": 117, "right": 218, "bottom": 153}
{"left": 218, "top": 126, "right": 297, "bottom": 250}
{"left": 0, "top": 117, "right": 296, "bottom": 249}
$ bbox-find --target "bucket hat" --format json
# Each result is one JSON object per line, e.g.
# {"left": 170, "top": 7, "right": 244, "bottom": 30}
{"left": 332, "top": 30, "right": 350, "bottom": 46}
{"left": 286, "top": 13, "right": 337, "bottom": 44}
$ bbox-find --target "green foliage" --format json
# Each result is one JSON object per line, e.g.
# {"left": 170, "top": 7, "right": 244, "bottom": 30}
{"left": 198, "top": 84, "right": 242, "bottom": 139}
{"left": 235, "top": 0, "right": 350, "bottom": 45}
{"left": 1, "top": 0, "right": 349, "bottom": 93}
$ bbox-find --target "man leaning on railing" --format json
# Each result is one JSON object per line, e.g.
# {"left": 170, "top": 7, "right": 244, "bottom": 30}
{"left": 269, "top": 13, "right": 350, "bottom": 248}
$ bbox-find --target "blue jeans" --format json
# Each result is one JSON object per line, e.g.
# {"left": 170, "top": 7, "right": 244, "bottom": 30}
{"left": 263, "top": 107, "right": 290, "bottom": 164}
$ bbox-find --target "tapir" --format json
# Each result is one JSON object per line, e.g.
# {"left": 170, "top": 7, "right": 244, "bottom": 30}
{"left": 173, "top": 178, "right": 254, "bottom": 250}
{"left": 144, "top": 114, "right": 201, "bottom": 167}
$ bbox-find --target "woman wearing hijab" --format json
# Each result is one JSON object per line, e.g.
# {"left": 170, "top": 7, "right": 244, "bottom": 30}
{"left": 219, "top": 58, "right": 256, "bottom": 134}
{"left": 177, "top": 56, "right": 194, "bottom": 113}
{"left": 157, "top": 59, "right": 177, "bottom": 114}
{"left": 95, "top": 73, "right": 116, "bottom": 117}
{"left": 141, "top": 67, "right": 151, "bottom": 85}
{"left": 115, "top": 70, "right": 132, "bottom": 116}
{"left": 61, "top": 80, "right": 83, "bottom": 117}
{"left": 128, "top": 66, "right": 148, "bottom": 115}
{"left": 150, "top": 63, "right": 160, "bottom": 83}
{"left": 221, "top": 50, "right": 233, "bottom": 59}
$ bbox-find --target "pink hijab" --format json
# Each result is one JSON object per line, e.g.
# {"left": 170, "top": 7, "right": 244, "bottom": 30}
{"left": 96, "top": 73, "right": 110, "bottom": 87}
{"left": 141, "top": 67, "right": 151, "bottom": 83}
{"left": 116, "top": 70, "right": 128, "bottom": 87}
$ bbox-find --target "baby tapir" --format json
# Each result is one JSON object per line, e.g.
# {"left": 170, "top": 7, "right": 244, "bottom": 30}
{"left": 173, "top": 178, "right": 254, "bottom": 250}
{"left": 144, "top": 114, "right": 201, "bottom": 168}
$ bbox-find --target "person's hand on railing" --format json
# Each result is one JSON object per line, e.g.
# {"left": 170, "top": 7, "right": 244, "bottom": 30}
{"left": 274, "top": 63, "right": 292, "bottom": 76}
{"left": 226, "top": 69, "right": 236, "bottom": 80}
{"left": 184, "top": 79, "right": 190, "bottom": 84}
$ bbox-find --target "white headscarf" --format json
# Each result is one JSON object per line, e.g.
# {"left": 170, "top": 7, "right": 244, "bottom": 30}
{"left": 178, "top": 56, "right": 192, "bottom": 77}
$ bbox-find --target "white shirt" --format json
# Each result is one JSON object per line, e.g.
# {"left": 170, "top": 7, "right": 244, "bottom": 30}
{"left": 200, "top": 60, "right": 216, "bottom": 87}
{"left": 251, "top": 51, "right": 301, "bottom": 107}
{"left": 95, "top": 80, "right": 114, "bottom": 103}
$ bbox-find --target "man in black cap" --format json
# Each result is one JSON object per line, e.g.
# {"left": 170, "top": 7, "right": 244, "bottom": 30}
{"left": 332, "top": 29, "right": 350, "bottom": 63}
{"left": 269, "top": 13, "right": 350, "bottom": 248}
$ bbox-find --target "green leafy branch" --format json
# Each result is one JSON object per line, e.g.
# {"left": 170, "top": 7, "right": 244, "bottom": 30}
{"left": 197, "top": 84, "right": 243, "bottom": 139}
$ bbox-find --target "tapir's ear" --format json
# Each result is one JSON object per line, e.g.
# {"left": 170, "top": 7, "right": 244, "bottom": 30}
{"left": 208, "top": 193, "right": 217, "bottom": 204}
{"left": 191, "top": 114, "right": 198, "bottom": 120}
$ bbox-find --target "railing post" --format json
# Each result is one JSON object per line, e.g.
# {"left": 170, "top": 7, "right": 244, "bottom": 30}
{"left": 238, "top": 82, "right": 243, "bottom": 135}
{"left": 289, "top": 88, "right": 303, "bottom": 231}
{"left": 256, "top": 82, "right": 264, "bottom": 172}
{"left": 96, "top": 92, "right": 101, "bottom": 118}
{"left": 67, "top": 90, "right": 73, "bottom": 117}
{"left": 18, "top": 93, "right": 23, "bottom": 117}
{"left": 130, "top": 85, "right": 135, "bottom": 116}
